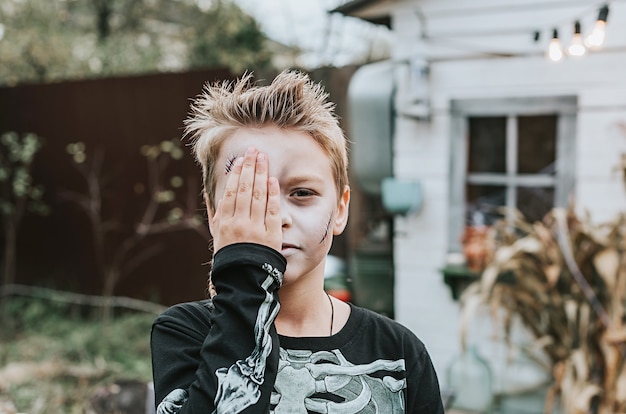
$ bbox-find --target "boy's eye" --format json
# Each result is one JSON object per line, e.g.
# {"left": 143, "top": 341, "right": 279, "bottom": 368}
{"left": 292, "top": 189, "right": 315, "bottom": 197}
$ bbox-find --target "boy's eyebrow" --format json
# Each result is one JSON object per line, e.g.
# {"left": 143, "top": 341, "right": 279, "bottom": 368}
{"left": 283, "top": 174, "right": 325, "bottom": 186}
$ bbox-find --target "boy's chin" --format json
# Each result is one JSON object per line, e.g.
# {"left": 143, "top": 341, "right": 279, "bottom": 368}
{"left": 279, "top": 261, "right": 325, "bottom": 289}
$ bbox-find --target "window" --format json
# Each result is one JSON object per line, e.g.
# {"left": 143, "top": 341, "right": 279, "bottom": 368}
{"left": 448, "top": 97, "right": 577, "bottom": 255}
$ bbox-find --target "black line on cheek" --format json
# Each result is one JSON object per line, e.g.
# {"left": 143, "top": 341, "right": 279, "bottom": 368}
{"left": 320, "top": 213, "right": 333, "bottom": 244}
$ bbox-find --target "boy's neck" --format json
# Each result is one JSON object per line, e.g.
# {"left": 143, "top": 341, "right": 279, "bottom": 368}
{"left": 275, "top": 286, "right": 350, "bottom": 338}
{"left": 275, "top": 287, "right": 334, "bottom": 337}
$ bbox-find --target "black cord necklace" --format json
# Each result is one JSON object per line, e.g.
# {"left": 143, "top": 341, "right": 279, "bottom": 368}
{"left": 325, "top": 291, "right": 334, "bottom": 336}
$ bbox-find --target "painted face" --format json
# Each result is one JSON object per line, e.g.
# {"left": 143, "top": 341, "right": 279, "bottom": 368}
{"left": 211, "top": 126, "right": 350, "bottom": 287}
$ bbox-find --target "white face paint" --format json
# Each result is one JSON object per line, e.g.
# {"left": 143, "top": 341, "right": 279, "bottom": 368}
{"left": 212, "top": 126, "right": 350, "bottom": 287}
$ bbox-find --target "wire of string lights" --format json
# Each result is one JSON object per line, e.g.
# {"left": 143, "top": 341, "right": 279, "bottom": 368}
{"left": 544, "top": 3, "right": 610, "bottom": 61}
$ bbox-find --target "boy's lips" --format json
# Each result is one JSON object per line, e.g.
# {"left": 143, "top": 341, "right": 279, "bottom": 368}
{"left": 281, "top": 243, "right": 299, "bottom": 257}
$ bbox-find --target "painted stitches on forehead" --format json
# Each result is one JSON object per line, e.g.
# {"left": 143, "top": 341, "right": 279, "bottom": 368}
{"left": 224, "top": 153, "right": 240, "bottom": 175}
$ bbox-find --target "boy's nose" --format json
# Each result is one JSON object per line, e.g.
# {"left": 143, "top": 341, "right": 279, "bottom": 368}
{"left": 280, "top": 199, "right": 292, "bottom": 228}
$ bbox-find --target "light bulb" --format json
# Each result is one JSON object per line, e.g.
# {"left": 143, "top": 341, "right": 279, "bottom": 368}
{"left": 567, "top": 21, "right": 586, "bottom": 57}
{"left": 586, "top": 21, "right": 606, "bottom": 48}
{"left": 586, "top": 4, "right": 609, "bottom": 48}
{"left": 548, "top": 29, "right": 563, "bottom": 62}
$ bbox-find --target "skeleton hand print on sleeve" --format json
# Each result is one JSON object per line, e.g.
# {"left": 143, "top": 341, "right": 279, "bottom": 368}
{"left": 212, "top": 268, "right": 281, "bottom": 414}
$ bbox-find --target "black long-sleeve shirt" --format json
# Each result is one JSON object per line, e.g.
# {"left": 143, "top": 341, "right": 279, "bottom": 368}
{"left": 151, "top": 243, "right": 444, "bottom": 413}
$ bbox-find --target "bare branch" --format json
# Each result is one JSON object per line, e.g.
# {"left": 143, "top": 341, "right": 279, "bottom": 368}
{"left": 0, "top": 284, "right": 165, "bottom": 315}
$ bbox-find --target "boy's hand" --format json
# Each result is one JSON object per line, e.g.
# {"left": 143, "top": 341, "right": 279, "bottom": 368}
{"left": 211, "top": 147, "right": 282, "bottom": 253}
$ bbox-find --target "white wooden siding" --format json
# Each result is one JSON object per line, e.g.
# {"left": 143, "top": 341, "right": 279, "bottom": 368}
{"left": 386, "top": 0, "right": 626, "bottom": 381}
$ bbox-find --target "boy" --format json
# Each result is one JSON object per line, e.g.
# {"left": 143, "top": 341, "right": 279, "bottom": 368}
{"left": 150, "top": 70, "right": 444, "bottom": 413}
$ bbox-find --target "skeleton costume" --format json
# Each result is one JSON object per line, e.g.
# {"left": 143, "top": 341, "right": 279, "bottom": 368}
{"left": 151, "top": 243, "right": 444, "bottom": 413}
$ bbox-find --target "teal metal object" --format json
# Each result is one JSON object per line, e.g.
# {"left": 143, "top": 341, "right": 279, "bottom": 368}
{"left": 381, "top": 177, "right": 423, "bottom": 216}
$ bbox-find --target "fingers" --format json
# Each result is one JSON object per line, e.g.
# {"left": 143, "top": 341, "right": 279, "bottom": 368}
{"left": 212, "top": 146, "right": 282, "bottom": 252}
{"left": 265, "top": 176, "right": 281, "bottom": 233}
{"left": 220, "top": 156, "right": 243, "bottom": 217}
{"left": 250, "top": 152, "right": 269, "bottom": 222}
{"left": 234, "top": 147, "right": 258, "bottom": 216}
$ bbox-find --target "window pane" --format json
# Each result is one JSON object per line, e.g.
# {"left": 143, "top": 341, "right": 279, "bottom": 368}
{"left": 466, "top": 184, "right": 506, "bottom": 225}
{"left": 468, "top": 117, "right": 506, "bottom": 173}
{"left": 517, "top": 115, "right": 557, "bottom": 174}
{"left": 516, "top": 186, "right": 554, "bottom": 223}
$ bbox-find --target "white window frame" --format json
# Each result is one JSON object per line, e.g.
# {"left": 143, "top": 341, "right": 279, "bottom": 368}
{"left": 448, "top": 96, "right": 577, "bottom": 255}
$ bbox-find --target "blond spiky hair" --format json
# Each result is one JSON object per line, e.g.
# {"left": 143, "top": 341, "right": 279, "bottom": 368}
{"left": 184, "top": 69, "right": 349, "bottom": 210}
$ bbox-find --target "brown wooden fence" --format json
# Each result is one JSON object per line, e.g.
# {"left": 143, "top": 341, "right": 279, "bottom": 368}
{"left": 0, "top": 69, "right": 236, "bottom": 306}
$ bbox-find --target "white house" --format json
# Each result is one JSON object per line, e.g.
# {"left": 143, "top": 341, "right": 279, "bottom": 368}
{"left": 332, "top": 0, "right": 626, "bottom": 408}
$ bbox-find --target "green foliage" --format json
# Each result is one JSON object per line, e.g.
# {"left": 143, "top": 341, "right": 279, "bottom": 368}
{"left": 188, "top": 0, "right": 272, "bottom": 74}
{"left": 0, "top": 131, "right": 48, "bottom": 216}
{"left": 0, "top": 1, "right": 76, "bottom": 84}
{"left": 0, "top": 296, "right": 155, "bottom": 412}
{"left": 0, "top": 0, "right": 273, "bottom": 86}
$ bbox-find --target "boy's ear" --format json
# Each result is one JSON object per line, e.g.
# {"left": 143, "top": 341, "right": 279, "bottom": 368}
{"left": 332, "top": 185, "right": 351, "bottom": 235}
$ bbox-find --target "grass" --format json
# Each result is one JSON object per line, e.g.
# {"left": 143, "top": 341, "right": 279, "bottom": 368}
{"left": 0, "top": 295, "right": 157, "bottom": 413}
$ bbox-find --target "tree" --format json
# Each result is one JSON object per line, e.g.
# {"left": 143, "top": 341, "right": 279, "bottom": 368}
{"left": 0, "top": 0, "right": 273, "bottom": 86}
{"left": 0, "top": 1, "right": 77, "bottom": 84}
{"left": 0, "top": 132, "right": 48, "bottom": 287}
{"left": 187, "top": 0, "right": 272, "bottom": 74}
{"left": 62, "top": 139, "right": 209, "bottom": 320}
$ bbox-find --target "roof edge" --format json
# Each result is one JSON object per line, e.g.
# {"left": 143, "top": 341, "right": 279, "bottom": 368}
{"left": 329, "top": 0, "right": 391, "bottom": 28}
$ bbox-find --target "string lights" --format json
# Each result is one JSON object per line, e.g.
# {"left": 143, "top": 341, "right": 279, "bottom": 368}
{"left": 567, "top": 20, "right": 586, "bottom": 56}
{"left": 548, "top": 29, "right": 564, "bottom": 61}
{"left": 586, "top": 3, "right": 610, "bottom": 48}
{"left": 546, "top": 3, "right": 610, "bottom": 62}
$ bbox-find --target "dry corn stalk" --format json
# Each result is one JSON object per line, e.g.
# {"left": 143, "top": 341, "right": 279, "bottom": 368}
{"left": 460, "top": 205, "right": 626, "bottom": 414}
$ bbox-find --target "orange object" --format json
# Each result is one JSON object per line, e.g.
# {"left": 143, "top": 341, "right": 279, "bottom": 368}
{"left": 327, "top": 289, "right": 351, "bottom": 302}
{"left": 461, "top": 225, "right": 491, "bottom": 273}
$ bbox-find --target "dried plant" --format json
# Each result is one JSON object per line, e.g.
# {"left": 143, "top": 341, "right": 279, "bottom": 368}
{"left": 460, "top": 205, "right": 626, "bottom": 414}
